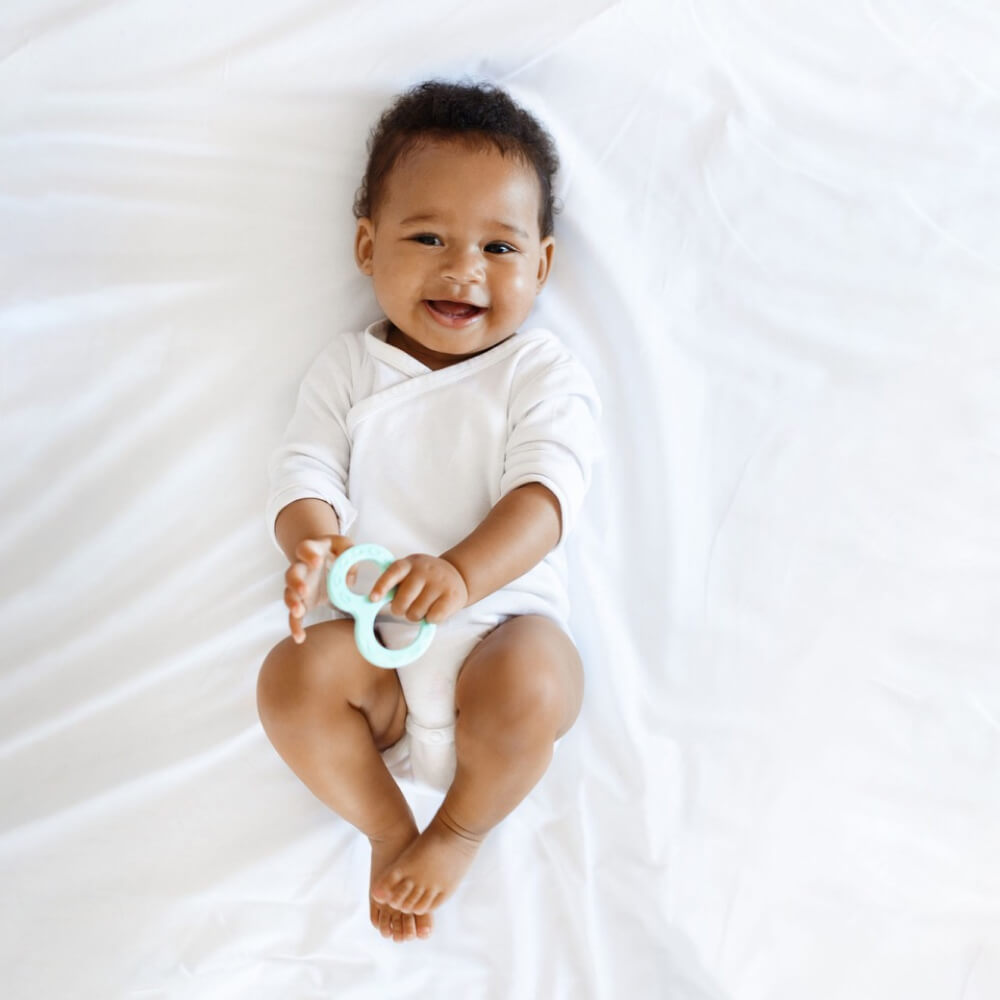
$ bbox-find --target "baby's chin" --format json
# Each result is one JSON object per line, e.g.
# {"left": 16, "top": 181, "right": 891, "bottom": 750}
{"left": 387, "top": 320, "right": 517, "bottom": 368}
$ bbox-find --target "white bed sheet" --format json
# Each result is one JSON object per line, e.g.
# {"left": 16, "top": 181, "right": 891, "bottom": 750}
{"left": 2, "top": 1, "right": 999, "bottom": 997}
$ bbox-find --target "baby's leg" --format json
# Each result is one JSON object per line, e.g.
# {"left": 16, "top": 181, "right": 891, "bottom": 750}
{"left": 257, "top": 619, "right": 431, "bottom": 942}
{"left": 371, "top": 615, "right": 583, "bottom": 914}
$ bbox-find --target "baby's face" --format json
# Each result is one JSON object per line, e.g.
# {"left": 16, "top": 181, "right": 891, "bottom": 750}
{"left": 355, "top": 139, "right": 554, "bottom": 367}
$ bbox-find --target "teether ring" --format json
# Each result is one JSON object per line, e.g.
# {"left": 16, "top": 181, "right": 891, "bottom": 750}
{"left": 326, "top": 544, "right": 437, "bottom": 669}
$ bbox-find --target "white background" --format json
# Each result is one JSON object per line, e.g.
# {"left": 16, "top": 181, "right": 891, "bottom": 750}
{"left": 2, "top": 2, "right": 999, "bottom": 997}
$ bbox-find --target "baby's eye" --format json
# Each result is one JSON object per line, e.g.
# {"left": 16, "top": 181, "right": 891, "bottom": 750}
{"left": 412, "top": 234, "right": 442, "bottom": 246}
{"left": 485, "top": 242, "right": 516, "bottom": 255}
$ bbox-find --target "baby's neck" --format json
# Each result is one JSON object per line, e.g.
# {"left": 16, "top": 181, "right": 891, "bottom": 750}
{"left": 385, "top": 325, "right": 513, "bottom": 371}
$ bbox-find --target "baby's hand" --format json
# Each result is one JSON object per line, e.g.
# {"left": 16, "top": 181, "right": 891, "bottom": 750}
{"left": 370, "top": 554, "right": 469, "bottom": 626}
{"left": 285, "top": 535, "right": 354, "bottom": 644}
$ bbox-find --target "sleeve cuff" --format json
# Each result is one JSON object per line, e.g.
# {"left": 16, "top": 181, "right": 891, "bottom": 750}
{"left": 265, "top": 486, "right": 357, "bottom": 552}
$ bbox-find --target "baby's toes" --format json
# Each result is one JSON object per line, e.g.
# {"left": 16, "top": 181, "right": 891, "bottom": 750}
{"left": 391, "top": 877, "right": 417, "bottom": 908}
{"left": 377, "top": 903, "right": 394, "bottom": 938}
{"left": 396, "top": 881, "right": 426, "bottom": 912}
{"left": 415, "top": 911, "right": 433, "bottom": 940}
{"left": 414, "top": 888, "right": 444, "bottom": 915}
{"left": 377, "top": 872, "right": 413, "bottom": 908}
{"left": 395, "top": 911, "right": 417, "bottom": 943}
{"left": 409, "top": 888, "right": 433, "bottom": 914}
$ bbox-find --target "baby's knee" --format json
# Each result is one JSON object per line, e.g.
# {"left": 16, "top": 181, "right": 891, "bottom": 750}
{"left": 257, "top": 621, "right": 388, "bottom": 723}
{"left": 257, "top": 635, "right": 305, "bottom": 722}
{"left": 460, "top": 653, "right": 566, "bottom": 740}
{"left": 256, "top": 628, "right": 338, "bottom": 713}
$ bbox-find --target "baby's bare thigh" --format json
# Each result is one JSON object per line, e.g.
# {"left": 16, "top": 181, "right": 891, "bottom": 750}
{"left": 456, "top": 615, "right": 584, "bottom": 738}
{"left": 261, "top": 619, "right": 408, "bottom": 749}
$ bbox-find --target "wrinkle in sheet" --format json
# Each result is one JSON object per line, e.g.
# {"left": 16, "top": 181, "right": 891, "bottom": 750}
{"left": 683, "top": 0, "right": 772, "bottom": 123}
{"left": 0, "top": 725, "right": 260, "bottom": 854}
{"left": 0, "top": 592, "right": 257, "bottom": 755}
{"left": 702, "top": 424, "right": 769, "bottom": 612}
{"left": 736, "top": 118, "right": 852, "bottom": 198}
{"left": 700, "top": 126, "right": 771, "bottom": 270}
{"left": 969, "top": 698, "right": 1000, "bottom": 739}
{"left": 141, "top": 1, "right": 366, "bottom": 85}
{"left": 861, "top": 0, "right": 960, "bottom": 67}
{"left": 897, "top": 187, "right": 1000, "bottom": 271}
{"left": 952, "top": 58, "right": 1000, "bottom": 104}
{"left": 500, "top": 1, "right": 622, "bottom": 83}
{"left": 0, "top": 376, "right": 191, "bottom": 592}
{"left": 957, "top": 945, "right": 985, "bottom": 1000}
{"left": 591, "top": 100, "right": 643, "bottom": 172}
{"left": 0, "top": 0, "right": 120, "bottom": 62}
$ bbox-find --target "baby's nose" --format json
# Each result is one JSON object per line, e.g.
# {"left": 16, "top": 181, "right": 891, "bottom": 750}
{"left": 441, "top": 246, "right": 485, "bottom": 283}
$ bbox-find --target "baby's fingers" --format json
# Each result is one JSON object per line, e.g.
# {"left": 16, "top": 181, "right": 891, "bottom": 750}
{"left": 370, "top": 558, "right": 412, "bottom": 604}
{"left": 285, "top": 562, "right": 313, "bottom": 605}
{"left": 284, "top": 589, "right": 307, "bottom": 644}
{"left": 284, "top": 585, "right": 307, "bottom": 616}
{"left": 404, "top": 585, "right": 439, "bottom": 623}
{"left": 425, "top": 592, "right": 460, "bottom": 625}
{"left": 388, "top": 574, "right": 431, "bottom": 621}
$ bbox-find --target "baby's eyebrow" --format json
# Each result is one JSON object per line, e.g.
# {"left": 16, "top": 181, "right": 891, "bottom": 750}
{"left": 489, "top": 220, "right": 530, "bottom": 239}
{"left": 398, "top": 213, "right": 529, "bottom": 240}
{"left": 399, "top": 213, "right": 439, "bottom": 227}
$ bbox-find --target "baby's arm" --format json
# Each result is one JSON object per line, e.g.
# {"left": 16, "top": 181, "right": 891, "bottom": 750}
{"left": 370, "top": 482, "right": 561, "bottom": 624}
{"left": 442, "top": 482, "right": 561, "bottom": 603}
{"left": 275, "top": 497, "right": 354, "bottom": 644}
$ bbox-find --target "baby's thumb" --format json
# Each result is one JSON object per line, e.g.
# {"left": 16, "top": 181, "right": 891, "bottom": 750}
{"left": 295, "top": 538, "right": 328, "bottom": 566}
{"left": 326, "top": 537, "right": 357, "bottom": 587}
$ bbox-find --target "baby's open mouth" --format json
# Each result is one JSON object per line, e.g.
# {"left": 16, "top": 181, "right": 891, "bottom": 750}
{"left": 425, "top": 300, "right": 486, "bottom": 319}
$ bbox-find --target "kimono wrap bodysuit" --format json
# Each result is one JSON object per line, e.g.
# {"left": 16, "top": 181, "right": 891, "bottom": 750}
{"left": 267, "top": 319, "right": 601, "bottom": 790}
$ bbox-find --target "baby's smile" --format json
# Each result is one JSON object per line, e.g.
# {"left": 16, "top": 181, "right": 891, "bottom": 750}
{"left": 355, "top": 139, "right": 554, "bottom": 368}
{"left": 423, "top": 299, "right": 487, "bottom": 328}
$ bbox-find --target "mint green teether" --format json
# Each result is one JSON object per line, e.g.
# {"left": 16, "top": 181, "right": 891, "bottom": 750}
{"left": 326, "top": 544, "right": 436, "bottom": 669}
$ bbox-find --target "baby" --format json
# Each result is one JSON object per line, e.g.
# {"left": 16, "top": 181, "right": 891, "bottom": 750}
{"left": 257, "top": 80, "right": 600, "bottom": 943}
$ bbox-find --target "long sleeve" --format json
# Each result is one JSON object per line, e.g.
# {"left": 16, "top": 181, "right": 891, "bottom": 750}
{"left": 500, "top": 350, "right": 601, "bottom": 543}
{"left": 266, "top": 336, "right": 358, "bottom": 548}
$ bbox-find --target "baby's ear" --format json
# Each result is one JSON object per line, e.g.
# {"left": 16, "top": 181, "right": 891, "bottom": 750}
{"left": 536, "top": 235, "right": 555, "bottom": 289}
{"left": 354, "top": 219, "right": 375, "bottom": 275}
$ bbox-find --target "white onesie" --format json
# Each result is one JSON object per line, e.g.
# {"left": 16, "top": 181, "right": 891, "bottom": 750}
{"left": 267, "top": 319, "right": 600, "bottom": 789}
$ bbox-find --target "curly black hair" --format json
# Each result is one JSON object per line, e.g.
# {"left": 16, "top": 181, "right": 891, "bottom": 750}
{"left": 354, "top": 80, "right": 560, "bottom": 237}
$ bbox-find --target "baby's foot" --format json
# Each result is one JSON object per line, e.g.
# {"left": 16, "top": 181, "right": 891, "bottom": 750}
{"left": 371, "top": 809, "right": 483, "bottom": 915}
{"left": 369, "top": 822, "right": 433, "bottom": 942}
